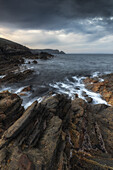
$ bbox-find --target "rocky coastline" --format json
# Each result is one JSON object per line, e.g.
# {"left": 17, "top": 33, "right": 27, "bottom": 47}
{"left": 84, "top": 73, "right": 113, "bottom": 106}
{"left": 0, "top": 71, "right": 113, "bottom": 169}
{"left": 1, "top": 84, "right": 113, "bottom": 169}
{"left": 1, "top": 38, "right": 113, "bottom": 169}
{"left": 0, "top": 38, "right": 54, "bottom": 86}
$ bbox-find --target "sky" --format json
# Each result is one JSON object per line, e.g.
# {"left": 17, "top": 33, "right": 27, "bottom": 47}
{"left": 0, "top": 0, "right": 113, "bottom": 53}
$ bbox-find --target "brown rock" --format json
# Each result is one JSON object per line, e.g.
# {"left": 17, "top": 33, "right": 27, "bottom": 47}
{"left": 3, "top": 101, "right": 37, "bottom": 140}
{"left": 1, "top": 93, "right": 113, "bottom": 169}
{"left": 19, "top": 154, "right": 35, "bottom": 170}
{"left": 0, "top": 69, "right": 33, "bottom": 84}
{"left": 0, "top": 91, "right": 24, "bottom": 138}
{"left": 21, "top": 85, "right": 32, "bottom": 92}
{"left": 84, "top": 74, "right": 113, "bottom": 106}
{"left": 86, "top": 97, "right": 93, "bottom": 103}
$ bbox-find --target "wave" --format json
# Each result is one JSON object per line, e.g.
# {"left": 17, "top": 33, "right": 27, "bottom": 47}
{"left": 50, "top": 74, "right": 108, "bottom": 105}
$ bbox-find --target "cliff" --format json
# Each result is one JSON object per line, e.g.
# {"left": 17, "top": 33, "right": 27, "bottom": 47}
{"left": 0, "top": 38, "right": 31, "bottom": 56}
{"left": 31, "top": 49, "right": 65, "bottom": 55}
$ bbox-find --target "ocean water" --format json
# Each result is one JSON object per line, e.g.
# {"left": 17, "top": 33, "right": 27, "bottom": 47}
{"left": 0, "top": 54, "right": 113, "bottom": 107}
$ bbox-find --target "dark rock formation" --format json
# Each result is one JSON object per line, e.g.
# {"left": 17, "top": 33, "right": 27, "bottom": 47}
{"left": 0, "top": 38, "right": 30, "bottom": 56}
{"left": 0, "top": 38, "right": 32, "bottom": 78}
{"left": 31, "top": 49, "right": 65, "bottom": 55}
{"left": 0, "top": 38, "right": 55, "bottom": 83}
{"left": 0, "top": 92, "right": 113, "bottom": 169}
{"left": 38, "top": 52, "right": 54, "bottom": 60}
{"left": 0, "top": 69, "right": 33, "bottom": 85}
{"left": 0, "top": 91, "right": 24, "bottom": 138}
{"left": 32, "top": 60, "right": 38, "bottom": 64}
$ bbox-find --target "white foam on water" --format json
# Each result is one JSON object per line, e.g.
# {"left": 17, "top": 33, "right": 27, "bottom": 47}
{"left": 24, "top": 96, "right": 44, "bottom": 109}
{"left": 99, "top": 78, "right": 104, "bottom": 82}
{"left": 104, "top": 71, "right": 111, "bottom": 75}
{"left": 50, "top": 75, "right": 108, "bottom": 105}
{"left": 24, "top": 93, "right": 57, "bottom": 109}
{"left": 24, "top": 98, "right": 37, "bottom": 109}
{"left": 91, "top": 71, "right": 100, "bottom": 78}
{"left": 15, "top": 87, "right": 26, "bottom": 94}
{"left": 0, "top": 75, "right": 6, "bottom": 79}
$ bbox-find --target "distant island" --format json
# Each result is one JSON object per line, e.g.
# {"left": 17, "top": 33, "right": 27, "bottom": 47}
{"left": 31, "top": 49, "right": 65, "bottom": 55}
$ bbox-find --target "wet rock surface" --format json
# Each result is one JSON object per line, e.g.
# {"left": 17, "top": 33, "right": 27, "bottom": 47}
{"left": 0, "top": 91, "right": 24, "bottom": 138}
{"left": 0, "top": 69, "right": 33, "bottom": 85}
{"left": 0, "top": 92, "right": 113, "bottom": 169}
{"left": 0, "top": 38, "right": 54, "bottom": 87}
{"left": 84, "top": 73, "right": 113, "bottom": 106}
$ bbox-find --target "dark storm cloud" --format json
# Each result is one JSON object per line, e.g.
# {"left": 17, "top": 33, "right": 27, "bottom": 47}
{"left": 0, "top": 0, "right": 113, "bottom": 29}
{"left": 0, "top": 0, "right": 113, "bottom": 44}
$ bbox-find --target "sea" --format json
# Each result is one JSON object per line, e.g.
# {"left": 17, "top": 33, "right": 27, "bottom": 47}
{"left": 0, "top": 54, "right": 113, "bottom": 108}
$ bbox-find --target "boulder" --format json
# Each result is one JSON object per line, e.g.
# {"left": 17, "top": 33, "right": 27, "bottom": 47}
{"left": 86, "top": 97, "right": 93, "bottom": 103}
{"left": 32, "top": 60, "right": 38, "bottom": 64}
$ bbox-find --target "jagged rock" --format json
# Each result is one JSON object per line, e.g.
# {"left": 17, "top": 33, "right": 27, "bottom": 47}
{"left": 38, "top": 52, "right": 53, "bottom": 60}
{"left": 18, "top": 154, "right": 35, "bottom": 170}
{"left": 21, "top": 85, "right": 33, "bottom": 92}
{"left": 0, "top": 91, "right": 24, "bottom": 138}
{"left": 0, "top": 69, "right": 33, "bottom": 84}
{"left": 3, "top": 101, "right": 37, "bottom": 140}
{"left": 1, "top": 93, "right": 113, "bottom": 169}
{"left": 32, "top": 60, "right": 38, "bottom": 64}
{"left": 86, "top": 97, "right": 93, "bottom": 103}
{"left": 84, "top": 73, "right": 113, "bottom": 105}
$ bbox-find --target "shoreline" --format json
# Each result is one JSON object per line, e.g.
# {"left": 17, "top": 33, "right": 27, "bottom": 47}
{"left": 0, "top": 43, "right": 113, "bottom": 168}
{"left": 0, "top": 81, "right": 113, "bottom": 169}
{"left": 0, "top": 66, "right": 111, "bottom": 109}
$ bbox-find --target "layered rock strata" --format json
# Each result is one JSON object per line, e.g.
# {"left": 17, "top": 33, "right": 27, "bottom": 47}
{"left": 0, "top": 92, "right": 113, "bottom": 169}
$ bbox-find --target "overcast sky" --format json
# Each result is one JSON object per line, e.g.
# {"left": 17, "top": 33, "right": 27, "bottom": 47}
{"left": 0, "top": 0, "right": 113, "bottom": 53}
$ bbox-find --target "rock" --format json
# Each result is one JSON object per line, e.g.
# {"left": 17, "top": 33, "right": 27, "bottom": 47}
{"left": 84, "top": 73, "right": 113, "bottom": 105}
{"left": 75, "top": 93, "right": 78, "bottom": 98}
{"left": 32, "top": 60, "right": 38, "bottom": 64}
{"left": 68, "top": 99, "right": 113, "bottom": 169}
{"left": 1, "top": 93, "right": 113, "bottom": 169}
{"left": 86, "top": 97, "right": 93, "bottom": 103}
{"left": 0, "top": 91, "right": 24, "bottom": 138}
{"left": 82, "top": 91, "right": 88, "bottom": 97}
{"left": 18, "top": 93, "right": 27, "bottom": 96}
{"left": 0, "top": 148, "right": 7, "bottom": 163}
{"left": 38, "top": 52, "right": 54, "bottom": 60}
{"left": 21, "top": 85, "right": 32, "bottom": 92}
{"left": 18, "top": 154, "right": 35, "bottom": 170}
{"left": 75, "top": 86, "right": 80, "bottom": 90}
{"left": 3, "top": 101, "right": 37, "bottom": 140}
{"left": 0, "top": 69, "right": 33, "bottom": 84}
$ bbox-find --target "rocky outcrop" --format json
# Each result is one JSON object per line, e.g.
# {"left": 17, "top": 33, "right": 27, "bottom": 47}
{"left": 0, "top": 38, "right": 55, "bottom": 83}
{"left": 0, "top": 38, "right": 30, "bottom": 56}
{"left": 0, "top": 91, "right": 24, "bottom": 138}
{"left": 31, "top": 49, "right": 65, "bottom": 55}
{"left": 84, "top": 73, "right": 113, "bottom": 105}
{"left": 0, "top": 69, "right": 33, "bottom": 85}
{"left": 0, "top": 38, "right": 31, "bottom": 78}
{"left": 37, "top": 52, "right": 54, "bottom": 60}
{"left": 1, "top": 92, "right": 113, "bottom": 169}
